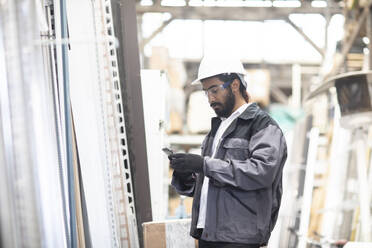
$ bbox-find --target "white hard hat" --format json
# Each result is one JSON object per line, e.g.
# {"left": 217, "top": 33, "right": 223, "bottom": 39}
{"left": 191, "top": 56, "right": 247, "bottom": 85}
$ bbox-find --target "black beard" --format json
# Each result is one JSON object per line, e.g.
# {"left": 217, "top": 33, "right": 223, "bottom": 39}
{"left": 214, "top": 88, "right": 235, "bottom": 118}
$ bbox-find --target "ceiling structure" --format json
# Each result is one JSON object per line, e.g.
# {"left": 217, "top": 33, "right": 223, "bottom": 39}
{"left": 136, "top": 0, "right": 342, "bottom": 21}
{"left": 135, "top": 0, "right": 345, "bottom": 104}
{"left": 136, "top": 0, "right": 343, "bottom": 58}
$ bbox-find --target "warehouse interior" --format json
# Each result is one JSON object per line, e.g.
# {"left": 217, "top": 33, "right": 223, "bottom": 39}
{"left": 1, "top": 0, "right": 372, "bottom": 247}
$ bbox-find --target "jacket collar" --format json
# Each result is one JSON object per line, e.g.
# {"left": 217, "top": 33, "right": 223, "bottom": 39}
{"left": 210, "top": 102, "right": 258, "bottom": 134}
{"left": 237, "top": 102, "right": 259, "bottom": 120}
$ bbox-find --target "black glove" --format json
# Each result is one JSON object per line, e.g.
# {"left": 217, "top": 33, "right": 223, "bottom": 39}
{"left": 169, "top": 153, "right": 204, "bottom": 173}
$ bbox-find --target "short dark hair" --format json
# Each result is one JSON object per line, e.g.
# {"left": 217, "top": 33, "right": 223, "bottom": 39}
{"left": 214, "top": 73, "right": 249, "bottom": 103}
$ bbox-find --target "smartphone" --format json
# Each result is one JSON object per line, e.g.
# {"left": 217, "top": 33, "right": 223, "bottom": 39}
{"left": 162, "top": 147, "right": 173, "bottom": 156}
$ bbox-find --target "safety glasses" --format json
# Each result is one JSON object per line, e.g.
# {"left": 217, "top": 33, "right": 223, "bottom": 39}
{"left": 203, "top": 78, "right": 234, "bottom": 97}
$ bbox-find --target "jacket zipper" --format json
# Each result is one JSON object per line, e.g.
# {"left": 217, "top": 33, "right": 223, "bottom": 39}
{"left": 211, "top": 139, "right": 223, "bottom": 232}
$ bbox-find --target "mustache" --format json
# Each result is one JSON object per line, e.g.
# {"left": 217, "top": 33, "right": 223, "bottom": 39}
{"left": 210, "top": 102, "right": 221, "bottom": 108}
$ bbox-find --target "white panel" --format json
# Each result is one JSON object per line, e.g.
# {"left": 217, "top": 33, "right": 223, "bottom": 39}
{"left": 344, "top": 242, "right": 372, "bottom": 248}
{"left": 320, "top": 107, "right": 351, "bottom": 239}
{"left": 141, "top": 70, "right": 169, "bottom": 221}
{"left": 187, "top": 91, "right": 215, "bottom": 134}
{"left": 67, "top": 0, "right": 139, "bottom": 246}
{"left": 66, "top": 1, "right": 113, "bottom": 246}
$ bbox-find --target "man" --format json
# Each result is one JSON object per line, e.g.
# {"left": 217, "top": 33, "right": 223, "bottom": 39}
{"left": 169, "top": 56, "right": 287, "bottom": 248}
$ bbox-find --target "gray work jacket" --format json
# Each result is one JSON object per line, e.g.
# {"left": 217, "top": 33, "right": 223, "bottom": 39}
{"left": 171, "top": 103, "right": 287, "bottom": 245}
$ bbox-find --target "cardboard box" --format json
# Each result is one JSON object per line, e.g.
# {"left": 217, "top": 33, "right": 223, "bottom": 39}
{"left": 143, "top": 219, "right": 198, "bottom": 248}
{"left": 167, "top": 58, "right": 187, "bottom": 88}
{"left": 167, "top": 88, "right": 185, "bottom": 134}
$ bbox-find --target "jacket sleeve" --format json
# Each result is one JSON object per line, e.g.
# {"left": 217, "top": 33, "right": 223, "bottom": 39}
{"left": 204, "top": 124, "right": 287, "bottom": 191}
{"left": 171, "top": 171, "right": 196, "bottom": 197}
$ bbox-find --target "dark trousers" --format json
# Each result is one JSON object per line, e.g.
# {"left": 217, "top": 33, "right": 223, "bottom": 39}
{"left": 198, "top": 239, "right": 261, "bottom": 248}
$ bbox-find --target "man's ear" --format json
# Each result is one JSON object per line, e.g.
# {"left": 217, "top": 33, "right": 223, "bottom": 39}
{"left": 231, "top": 79, "right": 240, "bottom": 93}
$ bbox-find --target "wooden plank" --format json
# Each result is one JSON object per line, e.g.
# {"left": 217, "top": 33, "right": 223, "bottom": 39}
{"left": 71, "top": 118, "right": 86, "bottom": 248}
{"left": 330, "top": 1, "right": 372, "bottom": 75}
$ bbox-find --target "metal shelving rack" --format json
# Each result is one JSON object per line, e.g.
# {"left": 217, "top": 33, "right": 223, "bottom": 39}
{"left": 0, "top": 0, "right": 145, "bottom": 247}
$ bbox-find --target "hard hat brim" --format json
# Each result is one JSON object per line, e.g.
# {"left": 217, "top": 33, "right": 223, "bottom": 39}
{"left": 191, "top": 72, "right": 247, "bottom": 85}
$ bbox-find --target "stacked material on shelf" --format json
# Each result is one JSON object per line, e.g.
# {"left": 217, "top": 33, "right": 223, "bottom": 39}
{"left": 168, "top": 88, "right": 185, "bottom": 134}
{"left": 149, "top": 47, "right": 187, "bottom": 134}
{"left": 168, "top": 58, "right": 188, "bottom": 88}
{"left": 246, "top": 69, "right": 271, "bottom": 107}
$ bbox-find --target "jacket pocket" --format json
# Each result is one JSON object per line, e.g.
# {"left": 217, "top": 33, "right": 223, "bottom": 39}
{"left": 217, "top": 188, "right": 258, "bottom": 236}
{"left": 222, "top": 138, "right": 249, "bottom": 160}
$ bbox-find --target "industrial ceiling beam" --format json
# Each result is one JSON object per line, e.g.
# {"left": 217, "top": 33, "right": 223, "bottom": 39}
{"left": 136, "top": 4, "right": 342, "bottom": 21}
{"left": 270, "top": 84, "right": 289, "bottom": 104}
{"left": 286, "top": 17, "right": 325, "bottom": 57}
{"left": 140, "top": 17, "right": 174, "bottom": 50}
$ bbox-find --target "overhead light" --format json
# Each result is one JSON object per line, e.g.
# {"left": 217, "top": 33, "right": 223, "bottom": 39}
{"left": 363, "top": 37, "right": 370, "bottom": 45}
{"left": 273, "top": 0, "right": 301, "bottom": 7}
{"left": 245, "top": 0, "right": 273, "bottom": 7}
{"left": 214, "top": 0, "right": 251, "bottom": 7}
{"left": 202, "top": 0, "right": 218, "bottom": 7}
{"left": 190, "top": 0, "right": 273, "bottom": 7}
{"left": 140, "top": 0, "right": 153, "bottom": 6}
{"left": 161, "top": 0, "right": 186, "bottom": 6}
{"left": 311, "top": 0, "right": 327, "bottom": 7}
{"left": 189, "top": 0, "right": 203, "bottom": 6}
{"left": 215, "top": 1, "right": 245, "bottom": 7}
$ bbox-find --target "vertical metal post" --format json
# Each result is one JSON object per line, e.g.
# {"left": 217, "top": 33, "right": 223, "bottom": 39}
{"left": 292, "top": 64, "right": 302, "bottom": 108}
{"left": 320, "top": 106, "right": 351, "bottom": 239}
{"left": 324, "top": 0, "right": 331, "bottom": 54}
{"left": 59, "top": 0, "right": 77, "bottom": 247}
{"left": 111, "top": 0, "right": 153, "bottom": 246}
{"left": 137, "top": 14, "right": 145, "bottom": 66}
{"left": 367, "top": 7, "right": 372, "bottom": 69}
{"left": 0, "top": 17, "right": 18, "bottom": 248}
{"left": 298, "top": 128, "right": 319, "bottom": 248}
{"left": 354, "top": 128, "right": 371, "bottom": 242}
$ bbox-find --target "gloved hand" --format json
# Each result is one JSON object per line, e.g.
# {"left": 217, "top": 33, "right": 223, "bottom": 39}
{"left": 168, "top": 153, "right": 204, "bottom": 173}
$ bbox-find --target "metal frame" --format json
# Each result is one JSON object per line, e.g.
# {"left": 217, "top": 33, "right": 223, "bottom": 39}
{"left": 306, "top": 70, "right": 372, "bottom": 100}
{"left": 298, "top": 128, "right": 319, "bottom": 248}
{"left": 93, "top": 0, "right": 140, "bottom": 246}
{"left": 59, "top": 0, "right": 78, "bottom": 246}
{"left": 136, "top": 3, "right": 342, "bottom": 21}
{"left": 140, "top": 17, "right": 174, "bottom": 50}
{"left": 43, "top": 2, "right": 71, "bottom": 246}
{"left": 111, "top": 0, "right": 153, "bottom": 246}
{"left": 286, "top": 17, "right": 325, "bottom": 58}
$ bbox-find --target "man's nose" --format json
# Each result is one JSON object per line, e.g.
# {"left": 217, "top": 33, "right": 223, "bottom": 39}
{"left": 207, "top": 93, "right": 216, "bottom": 103}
